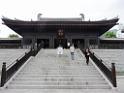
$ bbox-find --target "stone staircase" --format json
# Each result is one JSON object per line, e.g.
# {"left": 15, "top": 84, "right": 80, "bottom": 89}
{"left": 6, "top": 49, "right": 111, "bottom": 89}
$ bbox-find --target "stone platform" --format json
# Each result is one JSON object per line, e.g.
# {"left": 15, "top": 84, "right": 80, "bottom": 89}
{"left": 0, "top": 49, "right": 29, "bottom": 82}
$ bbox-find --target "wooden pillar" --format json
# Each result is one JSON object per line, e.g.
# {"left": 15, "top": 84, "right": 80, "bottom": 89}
{"left": 21, "top": 38, "right": 26, "bottom": 49}
{"left": 85, "top": 39, "right": 89, "bottom": 48}
{"left": 97, "top": 38, "right": 100, "bottom": 49}
{"left": 49, "top": 37, "right": 54, "bottom": 48}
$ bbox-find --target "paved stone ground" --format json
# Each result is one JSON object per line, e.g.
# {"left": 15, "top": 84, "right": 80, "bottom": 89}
{"left": 92, "top": 49, "right": 124, "bottom": 93}
{"left": 0, "top": 49, "right": 29, "bottom": 82}
{"left": 0, "top": 49, "right": 29, "bottom": 68}
{"left": 92, "top": 49, "right": 124, "bottom": 73}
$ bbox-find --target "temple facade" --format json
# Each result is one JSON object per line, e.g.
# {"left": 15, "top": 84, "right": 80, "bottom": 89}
{"left": 2, "top": 16, "right": 119, "bottom": 49}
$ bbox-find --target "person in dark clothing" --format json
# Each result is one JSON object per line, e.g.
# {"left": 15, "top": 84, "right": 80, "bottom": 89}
{"left": 84, "top": 48, "right": 90, "bottom": 65}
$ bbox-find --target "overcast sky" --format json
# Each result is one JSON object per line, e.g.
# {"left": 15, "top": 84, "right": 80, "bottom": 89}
{"left": 0, "top": 0, "right": 124, "bottom": 38}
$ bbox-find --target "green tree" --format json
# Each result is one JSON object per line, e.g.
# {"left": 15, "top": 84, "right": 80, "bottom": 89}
{"left": 104, "top": 32, "right": 116, "bottom": 38}
{"left": 8, "top": 34, "right": 19, "bottom": 38}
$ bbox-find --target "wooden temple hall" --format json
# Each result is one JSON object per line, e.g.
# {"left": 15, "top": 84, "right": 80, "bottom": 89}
{"left": 2, "top": 14, "right": 119, "bottom": 49}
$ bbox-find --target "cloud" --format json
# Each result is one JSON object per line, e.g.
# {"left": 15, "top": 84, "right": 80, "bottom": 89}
{"left": 0, "top": 0, "right": 123, "bottom": 37}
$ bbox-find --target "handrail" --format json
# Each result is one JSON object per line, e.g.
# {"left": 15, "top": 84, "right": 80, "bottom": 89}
{"left": 89, "top": 49, "right": 117, "bottom": 87}
{"left": 90, "top": 50, "right": 111, "bottom": 70}
{"left": 6, "top": 50, "right": 29, "bottom": 70}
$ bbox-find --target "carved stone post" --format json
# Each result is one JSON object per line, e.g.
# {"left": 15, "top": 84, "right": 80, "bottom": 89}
{"left": 0, "top": 62, "right": 7, "bottom": 87}
{"left": 111, "top": 63, "right": 117, "bottom": 87}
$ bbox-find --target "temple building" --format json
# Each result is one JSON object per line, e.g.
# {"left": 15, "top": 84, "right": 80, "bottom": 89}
{"left": 2, "top": 14, "right": 119, "bottom": 48}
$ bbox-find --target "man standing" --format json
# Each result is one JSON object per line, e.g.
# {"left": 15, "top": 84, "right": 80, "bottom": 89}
{"left": 70, "top": 44, "right": 75, "bottom": 60}
{"left": 84, "top": 48, "right": 90, "bottom": 65}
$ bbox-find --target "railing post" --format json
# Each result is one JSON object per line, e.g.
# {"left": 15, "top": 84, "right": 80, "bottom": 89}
{"left": 0, "top": 62, "right": 7, "bottom": 87}
{"left": 31, "top": 47, "right": 35, "bottom": 56}
{"left": 25, "top": 52, "right": 27, "bottom": 55}
{"left": 111, "top": 63, "right": 117, "bottom": 87}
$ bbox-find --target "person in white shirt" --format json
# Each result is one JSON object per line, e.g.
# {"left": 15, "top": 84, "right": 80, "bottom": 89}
{"left": 67, "top": 42, "right": 70, "bottom": 49}
{"left": 70, "top": 44, "right": 75, "bottom": 60}
{"left": 57, "top": 45, "right": 63, "bottom": 57}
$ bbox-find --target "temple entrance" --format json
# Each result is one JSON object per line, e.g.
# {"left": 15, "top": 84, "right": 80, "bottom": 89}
{"left": 89, "top": 39, "right": 98, "bottom": 49}
{"left": 54, "top": 29, "right": 67, "bottom": 48}
{"left": 72, "top": 39, "right": 85, "bottom": 48}
{"left": 54, "top": 39, "right": 67, "bottom": 48}
{"left": 37, "top": 39, "right": 49, "bottom": 48}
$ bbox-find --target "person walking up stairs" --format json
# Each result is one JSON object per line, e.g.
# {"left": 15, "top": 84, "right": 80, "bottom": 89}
{"left": 70, "top": 44, "right": 75, "bottom": 60}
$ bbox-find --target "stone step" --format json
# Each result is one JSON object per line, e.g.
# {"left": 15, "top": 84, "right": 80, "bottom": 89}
{"left": 22, "top": 67, "right": 96, "bottom": 70}
{"left": 13, "top": 77, "right": 105, "bottom": 81}
{"left": 10, "top": 80, "right": 107, "bottom": 85}
{"left": 8, "top": 84, "right": 111, "bottom": 89}
{"left": 21, "top": 68, "right": 96, "bottom": 71}
{"left": 24, "top": 64, "right": 92, "bottom": 66}
{"left": 17, "top": 73, "right": 99, "bottom": 76}
{"left": 21, "top": 69, "right": 96, "bottom": 72}
{"left": 16, "top": 74, "right": 101, "bottom": 77}
{"left": 20, "top": 68, "right": 97, "bottom": 70}
{"left": 20, "top": 66, "right": 96, "bottom": 69}
{"left": 19, "top": 72, "right": 98, "bottom": 75}
{"left": 15, "top": 75, "right": 102, "bottom": 79}
{"left": 22, "top": 62, "right": 94, "bottom": 65}
{"left": 23, "top": 64, "right": 93, "bottom": 66}
{"left": 18, "top": 70, "right": 98, "bottom": 73}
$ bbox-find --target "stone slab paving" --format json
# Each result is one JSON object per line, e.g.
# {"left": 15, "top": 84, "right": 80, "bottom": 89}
{"left": 0, "top": 49, "right": 29, "bottom": 82}
{"left": 0, "top": 49, "right": 29, "bottom": 69}
{"left": 117, "top": 76, "right": 124, "bottom": 93}
{"left": 92, "top": 49, "right": 124, "bottom": 93}
{"left": 92, "top": 49, "right": 124, "bottom": 73}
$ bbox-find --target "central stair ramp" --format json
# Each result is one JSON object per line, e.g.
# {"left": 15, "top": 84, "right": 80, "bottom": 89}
{"left": 3, "top": 49, "right": 116, "bottom": 92}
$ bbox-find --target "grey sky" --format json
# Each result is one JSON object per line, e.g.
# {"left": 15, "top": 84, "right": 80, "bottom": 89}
{"left": 0, "top": 0, "right": 124, "bottom": 37}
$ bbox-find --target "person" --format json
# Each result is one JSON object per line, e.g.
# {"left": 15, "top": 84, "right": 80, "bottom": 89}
{"left": 70, "top": 44, "right": 75, "bottom": 60}
{"left": 67, "top": 42, "right": 70, "bottom": 49}
{"left": 57, "top": 45, "right": 63, "bottom": 57}
{"left": 84, "top": 48, "right": 90, "bottom": 65}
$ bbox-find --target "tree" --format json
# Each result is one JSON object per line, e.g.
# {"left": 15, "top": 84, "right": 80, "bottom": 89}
{"left": 8, "top": 34, "right": 19, "bottom": 38}
{"left": 104, "top": 32, "right": 116, "bottom": 38}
